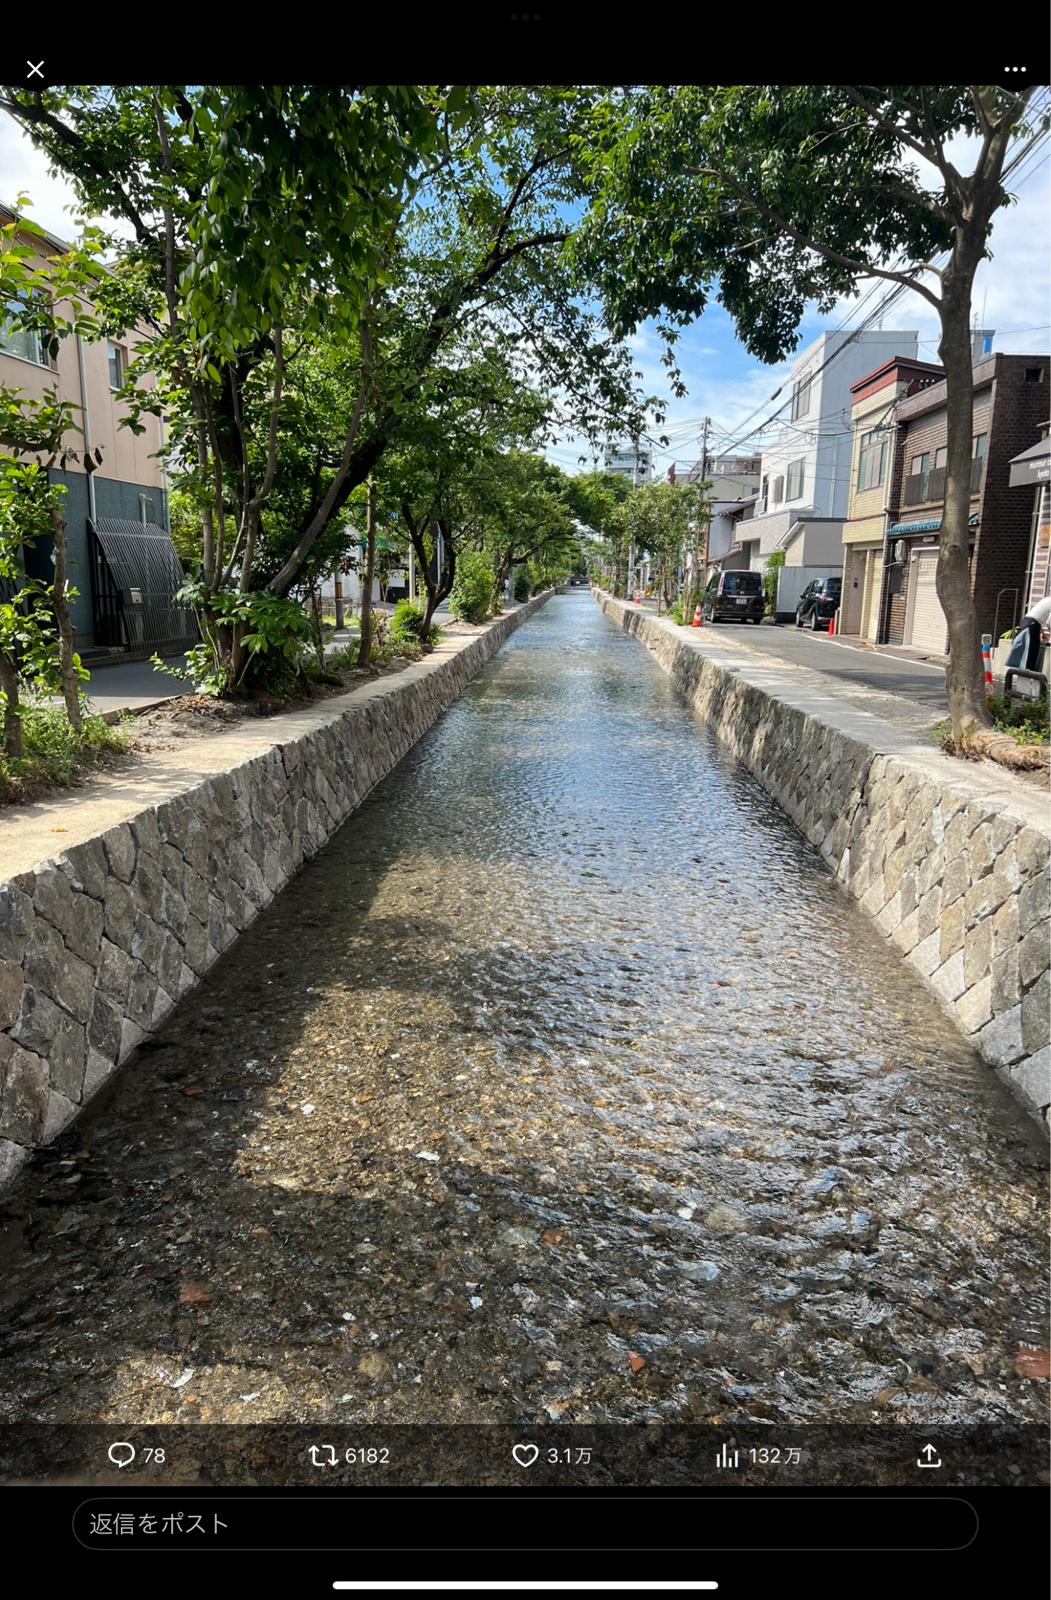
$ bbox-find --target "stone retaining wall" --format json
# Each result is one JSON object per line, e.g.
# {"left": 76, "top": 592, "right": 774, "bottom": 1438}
{"left": 595, "top": 589, "right": 1050, "bottom": 1127}
{"left": 0, "top": 594, "right": 550, "bottom": 1187}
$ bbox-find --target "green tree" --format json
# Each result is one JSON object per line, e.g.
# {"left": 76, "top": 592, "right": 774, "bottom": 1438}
{"left": 4, "top": 85, "right": 660, "bottom": 690}
{"left": 479, "top": 451, "right": 577, "bottom": 603}
{"left": 0, "top": 207, "right": 108, "bottom": 750}
{"left": 562, "top": 471, "right": 633, "bottom": 596}
{"left": 624, "top": 479, "right": 708, "bottom": 613}
{"left": 572, "top": 84, "right": 1046, "bottom": 737}
{"left": 450, "top": 547, "right": 495, "bottom": 624}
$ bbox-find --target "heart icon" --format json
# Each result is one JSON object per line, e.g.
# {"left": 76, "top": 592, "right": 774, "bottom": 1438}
{"left": 512, "top": 1443, "right": 539, "bottom": 1468}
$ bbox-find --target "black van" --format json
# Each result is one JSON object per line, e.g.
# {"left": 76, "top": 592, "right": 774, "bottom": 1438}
{"left": 701, "top": 568, "right": 765, "bottom": 623}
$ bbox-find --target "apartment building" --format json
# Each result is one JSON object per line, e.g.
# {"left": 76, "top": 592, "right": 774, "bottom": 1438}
{"left": 736, "top": 328, "right": 921, "bottom": 576}
{"left": 877, "top": 352, "right": 1050, "bottom": 651}
{"left": 604, "top": 443, "right": 652, "bottom": 485}
{"left": 0, "top": 202, "right": 193, "bottom": 658}
{"left": 686, "top": 453, "right": 761, "bottom": 501}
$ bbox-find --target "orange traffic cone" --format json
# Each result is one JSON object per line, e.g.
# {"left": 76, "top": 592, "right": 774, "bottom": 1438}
{"left": 692, "top": 603, "right": 703, "bottom": 627}
{"left": 828, "top": 610, "right": 836, "bottom": 636}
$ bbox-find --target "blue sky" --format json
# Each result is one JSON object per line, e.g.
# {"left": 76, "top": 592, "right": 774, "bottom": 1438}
{"left": 4, "top": 102, "right": 1048, "bottom": 483}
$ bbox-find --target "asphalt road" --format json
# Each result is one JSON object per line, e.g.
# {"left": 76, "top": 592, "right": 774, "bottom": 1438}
{"left": 703, "top": 620, "right": 949, "bottom": 714}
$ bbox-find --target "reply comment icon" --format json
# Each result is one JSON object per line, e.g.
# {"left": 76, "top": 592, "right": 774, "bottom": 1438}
{"left": 108, "top": 1441, "right": 137, "bottom": 1469}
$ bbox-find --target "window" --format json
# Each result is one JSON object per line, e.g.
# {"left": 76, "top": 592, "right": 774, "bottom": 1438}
{"left": 791, "top": 375, "right": 812, "bottom": 420}
{"left": 107, "top": 343, "right": 125, "bottom": 391}
{"left": 0, "top": 294, "right": 54, "bottom": 368}
{"left": 772, "top": 474, "right": 784, "bottom": 504}
{"left": 761, "top": 475, "right": 769, "bottom": 513}
{"left": 722, "top": 571, "right": 762, "bottom": 594}
{"left": 857, "top": 431, "right": 888, "bottom": 491}
{"left": 786, "top": 458, "right": 805, "bottom": 499}
{"left": 911, "top": 452, "right": 930, "bottom": 477}
{"left": 972, "top": 433, "right": 987, "bottom": 459}
{"left": 1024, "top": 367, "right": 1045, "bottom": 383}
{"left": 934, "top": 446, "right": 947, "bottom": 469}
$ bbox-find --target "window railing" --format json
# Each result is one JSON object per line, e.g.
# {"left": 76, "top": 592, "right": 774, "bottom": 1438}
{"left": 903, "top": 471, "right": 932, "bottom": 506}
{"left": 902, "top": 460, "right": 983, "bottom": 507}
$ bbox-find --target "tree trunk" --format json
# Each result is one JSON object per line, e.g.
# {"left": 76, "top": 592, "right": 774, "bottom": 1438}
{"left": 0, "top": 651, "right": 22, "bottom": 759}
{"left": 938, "top": 277, "right": 991, "bottom": 738}
{"left": 49, "top": 507, "right": 83, "bottom": 734}
{"left": 357, "top": 479, "right": 377, "bottom": 669}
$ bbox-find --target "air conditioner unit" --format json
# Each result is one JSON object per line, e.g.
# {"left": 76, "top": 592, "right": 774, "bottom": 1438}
{"left": 893, "top": 540, "right": 907, "bottom": 563}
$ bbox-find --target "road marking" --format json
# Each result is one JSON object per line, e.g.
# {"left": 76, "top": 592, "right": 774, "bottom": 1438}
{"left": 821, "top": 638, "right": 946, "bottom": 672}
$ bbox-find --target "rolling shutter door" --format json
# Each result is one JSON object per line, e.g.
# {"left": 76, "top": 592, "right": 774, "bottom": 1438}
{"left": 908, "top": 552, "right": 947, "bottom": 653}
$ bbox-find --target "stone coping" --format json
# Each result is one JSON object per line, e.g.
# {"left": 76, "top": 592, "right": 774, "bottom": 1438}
{"left": 0, "top": 608, "right": 535, "bottom": 880}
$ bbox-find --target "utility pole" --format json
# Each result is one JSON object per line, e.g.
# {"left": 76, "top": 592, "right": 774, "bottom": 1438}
{"left": 690, "top": 417, "right": 711, "bottom": 601}
{"left": 334, "top": 564, "right": 345, "bottom": 629}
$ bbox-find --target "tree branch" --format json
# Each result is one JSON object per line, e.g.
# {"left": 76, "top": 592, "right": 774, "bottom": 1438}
{"left": 683, "top": 164, "right": 943, "bottom": 309}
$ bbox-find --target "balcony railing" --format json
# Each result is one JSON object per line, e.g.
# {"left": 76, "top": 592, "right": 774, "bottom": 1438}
{"left": 901, "top": 457, "right": 984, "bottom": 507}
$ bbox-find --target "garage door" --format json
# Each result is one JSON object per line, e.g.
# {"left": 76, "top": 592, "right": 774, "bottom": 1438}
{"left": 907, "top": 551, "right": 947, "bottom": 653}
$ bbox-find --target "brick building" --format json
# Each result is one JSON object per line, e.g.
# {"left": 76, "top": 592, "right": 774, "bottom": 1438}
{"left": 838, "top": 355, "right": 945, "bottom": 641}
{"left": 877, "top": 353, "right": 1051, "bottom": 651}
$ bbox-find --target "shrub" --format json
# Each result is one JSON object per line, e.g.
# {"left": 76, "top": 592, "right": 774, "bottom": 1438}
{"left": 389, "top": 598, "right": 426, "bottom": 645}
{"left": 668, "top": 601, "right": 684, "bottom": 624}
{"left": 988, "top": 693, "right": 1049, "bottom": 745}
{"left": 0, "top": 698, "right": 128, "bottom": 803}
{"left": 157, "top": 583, "right": 313, "bottom": 697}
{"left": 514, "top": 567, "right": 531, "bottom": 602}
{"left": 763, "top": 550, "right": 785, "bottom": 616}
{"left": 450, "top": 549, "right": 495, "bottom": 624}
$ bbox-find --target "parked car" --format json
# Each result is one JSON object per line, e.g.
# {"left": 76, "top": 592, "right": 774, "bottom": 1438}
{"left": 701, "top": 569, "right": 765, "bottom": 623}
{"left": 795, "top": 576, "right": 842, "bottom": 631}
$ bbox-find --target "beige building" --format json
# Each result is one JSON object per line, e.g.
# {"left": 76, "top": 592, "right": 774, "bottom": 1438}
{"left": 1, "top": 202, "right": 190, "bottom": 655}
{"left": 838, "top": 355, "right": 945, "bottom": 640}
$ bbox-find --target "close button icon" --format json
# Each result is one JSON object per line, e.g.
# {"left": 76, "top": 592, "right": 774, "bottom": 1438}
{"left": 26, "top": 61, "right": 44, "bottom": 79}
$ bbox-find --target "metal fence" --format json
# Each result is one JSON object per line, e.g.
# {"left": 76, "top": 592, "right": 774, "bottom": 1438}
{"left": 88, "top": 518, "right": 198, "bottom": 658}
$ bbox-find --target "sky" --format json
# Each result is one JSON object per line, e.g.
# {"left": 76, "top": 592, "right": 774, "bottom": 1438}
{"left": 3, "top": 100, "right": 1048, "bottom": 482}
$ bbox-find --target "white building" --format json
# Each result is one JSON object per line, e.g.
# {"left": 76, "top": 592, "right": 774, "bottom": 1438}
{"left": 736, "top": 329, "right": 920, "bottom": 575}
{"left": 605, "top": 443, "right": 652, "bottom": 484}
{"left": 687, "top": 453, "right": 761, "bottom": 501}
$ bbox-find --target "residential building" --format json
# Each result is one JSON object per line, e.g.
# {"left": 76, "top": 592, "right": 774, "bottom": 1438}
{"left": 878, "top": 352, "right": 1051, "bottom": 652}
{"left": 687, "top": 453, "right": 761, "bottom": 501}
{"left": 837, "top": 356, "right": 946, "bottom": 639}
{"left": 0, "top": 202, "right": 192, "bottom": 659}
{"left": 604, "top": 443, "right": 652, "bottom": 485}
{"left": 705, "top": 499, "right": 756, "bottom": 575}
{"left": 735, "top": 328, "right": 922, "bottom": 577}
